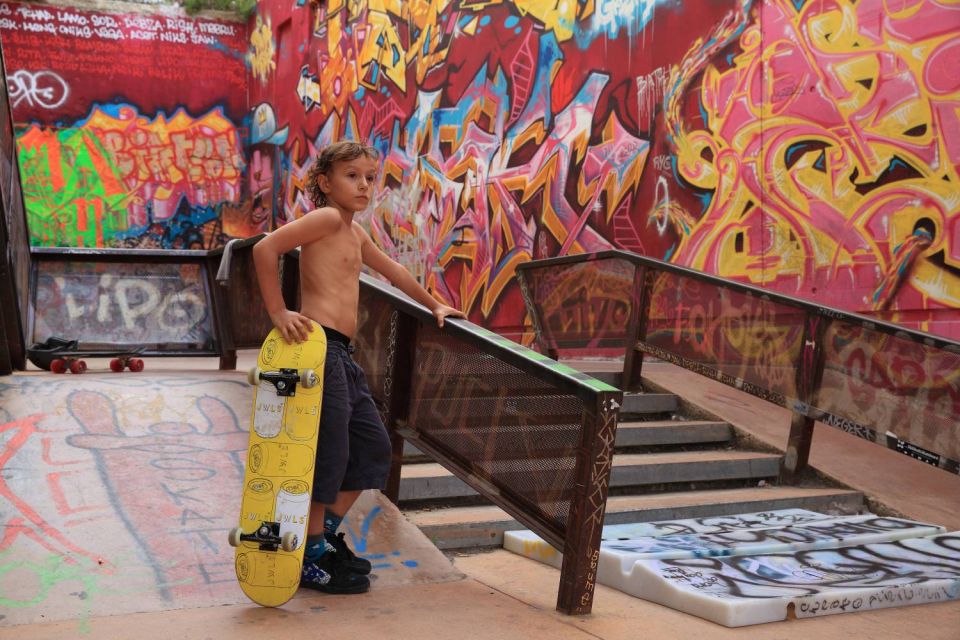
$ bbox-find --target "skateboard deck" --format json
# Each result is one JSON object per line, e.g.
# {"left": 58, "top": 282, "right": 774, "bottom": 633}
{"left": 229, "top": 323, "right": 326, "bottom": 607}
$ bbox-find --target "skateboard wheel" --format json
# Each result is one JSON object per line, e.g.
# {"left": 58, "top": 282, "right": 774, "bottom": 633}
{"left": 228, "top": 527, "right": 243, "bottom": 547}
{"left": 110, "top": 358, "right": 124, "bottom": 372}
{"left": 70, "top": 360, "right": 87, "bottom": 374}
{"left": 247, "top": 366, "right": 261, "bottom": 386}
{"left": 51, "top": 359, "right": 67, "bottom": 374}
{"left": 129, "top": 358, "right": 145, "bottom": 372}
{"left": 281, "top": 532, "right": 298, "bottom": 552}
{"left": 300, "top": 369, "right": 317, "bottom": 388}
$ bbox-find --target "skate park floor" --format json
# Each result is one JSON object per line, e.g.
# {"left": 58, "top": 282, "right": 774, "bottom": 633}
{"left": 0, "top": 354, "right": 957, "bottom": 639}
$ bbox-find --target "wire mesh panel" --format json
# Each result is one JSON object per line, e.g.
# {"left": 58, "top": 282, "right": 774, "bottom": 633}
{"left": 642, "top": 270, "right": 805, "bottom": 405}
{"left": 356, "top": 273, "right": 621, "bottom": 614}
{"left": 520, "top": 256, "right": 638, "bottom": 354}
{"left": 408, "top": 323, "right": 586, "bottom": 537}
{"left": 816, "top": 321, "right": 960, "bottom": 472}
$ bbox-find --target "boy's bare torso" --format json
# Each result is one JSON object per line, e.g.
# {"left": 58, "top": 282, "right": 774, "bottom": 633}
{"left": 254, "top": 150, "right": 463, "bottom": 347}
{"left": 299, "top": 216, "right": 365, "bottom": 339}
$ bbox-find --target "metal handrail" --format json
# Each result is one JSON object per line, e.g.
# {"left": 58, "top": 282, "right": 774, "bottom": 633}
{"left": 360, "top": 273, "right": 620, "bottom": 404}
{"left": 516, "top": 249, "right": 960, "bottom": 351}
{"left": 517, "top": 250, "right": 960, "bottom": 479}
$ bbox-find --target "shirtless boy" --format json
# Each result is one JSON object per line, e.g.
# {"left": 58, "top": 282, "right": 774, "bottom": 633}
{"left": 252, "top": 141, "right": 464, "bottom": 594}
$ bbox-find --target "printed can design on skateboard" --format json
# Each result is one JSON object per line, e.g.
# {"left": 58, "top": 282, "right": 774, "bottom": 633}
{"left": 276, "top": 480, "right": 310, "bottom": 551}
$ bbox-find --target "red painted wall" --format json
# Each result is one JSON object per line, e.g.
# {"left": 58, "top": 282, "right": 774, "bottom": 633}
{"left": 2, "top": 2, "right": 250, "bottom": 248}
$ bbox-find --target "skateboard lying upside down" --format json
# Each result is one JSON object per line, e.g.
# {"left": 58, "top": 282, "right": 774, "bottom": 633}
{"left": 27, "top": 336, "right": 146, "bottom": 374}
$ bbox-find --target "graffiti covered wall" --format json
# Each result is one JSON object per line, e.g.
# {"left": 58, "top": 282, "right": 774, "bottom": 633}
{"left": 248, "top": 0, "right": 959, "bottom": 341}
{"left": 661, "top": 0, "right": 960, "bottom": 339}
{"left": 1, "top": 1, "right": 250, "bottom": 248}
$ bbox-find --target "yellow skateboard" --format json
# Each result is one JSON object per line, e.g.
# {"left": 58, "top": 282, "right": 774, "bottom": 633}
{"left": 228, "top": 323, "right": 326, "bottom": 607}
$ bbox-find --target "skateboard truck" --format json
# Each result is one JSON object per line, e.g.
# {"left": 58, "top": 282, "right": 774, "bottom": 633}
{"left": 247, "top": 367, "right": 318, "bottom": 396}
{"left": 228, "top": 522, "right": 298, "bottom": 552}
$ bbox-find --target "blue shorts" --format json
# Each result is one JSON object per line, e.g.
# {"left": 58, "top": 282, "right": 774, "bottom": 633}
{"left": 311, "top": 327, "right": 392, "bottom": 504}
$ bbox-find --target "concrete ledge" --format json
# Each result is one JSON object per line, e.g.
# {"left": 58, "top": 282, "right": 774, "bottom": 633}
{"left": 615, "top": 420, "right": 732, "bottom": 446}
{"left": 408, "top": 486, "right": 864, "bottom": 549}
{"left": 621, "top": 392, "right": 678, "bottom": 414}
{"left": 455, "top": 550, "right": 960, "bottom": 640}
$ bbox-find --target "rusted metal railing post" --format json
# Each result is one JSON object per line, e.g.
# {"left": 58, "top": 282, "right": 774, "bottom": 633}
{"left": 517, "top": 267, "right": 559, "bottom": 359}
{"left": 207, "top": 256, "right": 237, "bottom": 370}
{"left": 557, "top": 390, "right": 621, "bottom": 614}
{"left": 781, "top": 313, "right": 829, "bottom": 483}
{"left": 620, "top": 265, "right": 651, "bottom": 393}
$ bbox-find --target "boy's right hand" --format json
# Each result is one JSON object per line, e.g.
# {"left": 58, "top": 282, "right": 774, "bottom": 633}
{"left": 269, "top": 309, "right": 315, "bottom": 344}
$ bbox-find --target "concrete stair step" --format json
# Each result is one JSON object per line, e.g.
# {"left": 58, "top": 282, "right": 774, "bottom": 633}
{"left": 615, "top": 420, "right": 733, "bottom": 446}
{"left": 400, "top": 419, "right": 732, "bottom": 460}
{"left": 405, "top": 486, "right": 865, "bottom": 550}
{"left": 621, "top": 392, "right": 677, "bottom": 414}
{"left": 398, "top": 451, "right": 782, "bottom": 502}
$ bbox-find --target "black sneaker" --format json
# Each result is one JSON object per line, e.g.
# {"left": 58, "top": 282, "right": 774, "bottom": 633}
{"left": 300, "top": 550, "right": 370, "bottom": 594}
{"left": 325, "top": 531, "right": 372, "bottom": 575}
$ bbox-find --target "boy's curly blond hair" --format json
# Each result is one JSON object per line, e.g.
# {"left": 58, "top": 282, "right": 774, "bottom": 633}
{"left": 307, "top": 141, "right": 380, "bottom": 207}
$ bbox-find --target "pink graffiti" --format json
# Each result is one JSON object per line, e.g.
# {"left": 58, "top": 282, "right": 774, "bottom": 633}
{"left": 65, "top": 390, "right": 247, "bottom": 600}
{"left": 0, "top": 414, "right": 109, "bottom": 568}
{"left": 669, "top": 0, "right": 959, "bottom": 325}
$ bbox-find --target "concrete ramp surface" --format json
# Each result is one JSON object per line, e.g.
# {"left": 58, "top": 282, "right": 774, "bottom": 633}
{"left": 0, "top": 371, "right": 462, "bottom": 630}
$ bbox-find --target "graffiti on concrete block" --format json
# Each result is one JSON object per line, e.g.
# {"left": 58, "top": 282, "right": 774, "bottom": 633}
{"left": 639, "top": 534, "right": 960, "bottom": 625}
{"left": 32, "top": 260, "right": 216, "bottom": 350}
{"left": 602, "top": 516, "right": 945, "bottom": 559}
